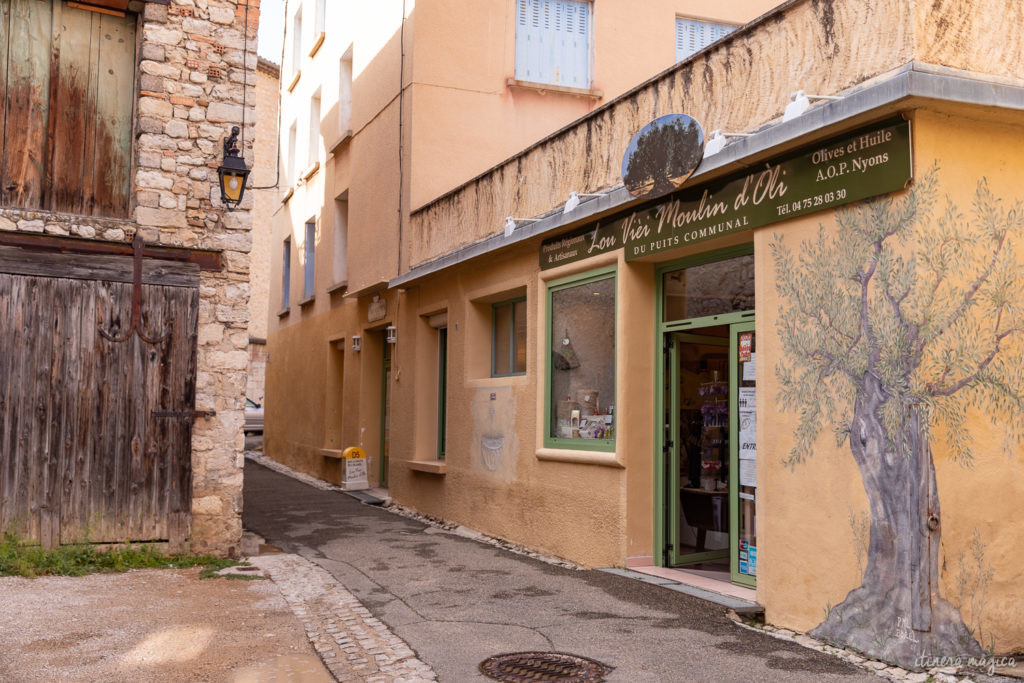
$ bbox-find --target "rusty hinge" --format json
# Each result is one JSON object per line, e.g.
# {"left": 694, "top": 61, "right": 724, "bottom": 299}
{"left": 152, "top": 409, "right": 216, "bottom": 423}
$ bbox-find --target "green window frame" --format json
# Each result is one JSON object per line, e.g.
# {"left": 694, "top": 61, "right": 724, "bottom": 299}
{"left": 491, "top": 298, "right": 527, "bottom": 377}
{"left": 544, "top": 265, "right": 616, "bottom": 452}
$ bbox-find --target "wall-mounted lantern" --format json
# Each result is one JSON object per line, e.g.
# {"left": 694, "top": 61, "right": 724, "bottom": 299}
{"left": 218, "top": 126, "right": 250, "bottom": 209}
{"left": 386, "top": 325, "right": 397, "bottom": 344}
{"left": 351, "top": 335, "right": 362, "bottom": 351}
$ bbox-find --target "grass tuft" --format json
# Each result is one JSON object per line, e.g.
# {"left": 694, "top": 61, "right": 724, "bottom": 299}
{"left": 0, "top": 530, "right": 250, "bottom": 579}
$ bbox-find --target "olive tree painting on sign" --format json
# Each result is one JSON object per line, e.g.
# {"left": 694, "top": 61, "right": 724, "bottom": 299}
{"left": 771, "top": 169, "right": 1024, "bottom": 666}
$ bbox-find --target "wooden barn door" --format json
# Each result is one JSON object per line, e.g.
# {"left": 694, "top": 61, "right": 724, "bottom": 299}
{"left": 0, "top": 246, "right": 199, "bottom": 547}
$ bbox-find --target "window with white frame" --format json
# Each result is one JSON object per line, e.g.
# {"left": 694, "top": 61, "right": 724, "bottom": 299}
{"left": 303, "top": 219, "right": 316, "bottom": 299}
{"left": 287, "top": 121, "right": 298, "bottom": 184}
{"left": 675, "top": 17, "right": 736, "bottom": 63}
{"left": 308, "top": 90, "right": 321, "bottom": 169}
{"left": 291, "top": 6, "right": 303, "bottom": 75}
{"left": 338, "top": 50, "right": 353, "bottom": 135}
{"left": 515, "top": 0, "right": 591, "bottom": 89}
{"left": 314, "top": 0, "right": 326, "bottom": 39}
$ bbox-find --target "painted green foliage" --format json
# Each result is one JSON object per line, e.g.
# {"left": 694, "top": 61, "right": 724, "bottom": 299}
{"left": 771, "top": 167, "right": 1024, "bottom": 665}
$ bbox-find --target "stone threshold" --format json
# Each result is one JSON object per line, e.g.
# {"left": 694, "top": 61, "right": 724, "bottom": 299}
{"left": 599, "top": 567, "right": 760, "bottom": 612}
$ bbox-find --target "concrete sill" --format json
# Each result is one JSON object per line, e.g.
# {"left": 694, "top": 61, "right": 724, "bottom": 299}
{"left": 287, "top": 69, "right": 301, "bottom": 92}
{"left": 535, "top": 447, "right": 623, "bottom": 468}
{"left": 327, "top": 280, "right": 348, "bottom": 294}
{"left": 320, "top": 448, "right": 345, "bottom": 459}
{"left": 276, "top": 306, "right": 290, "bottom": 318}
{"left": 405, "top": 460, "right": 447, "bottom": 474}
{"left": 308, "top": 32, "right": 325, "bottom": 58}
{"left": 329, "top": 131, "right": 353, "bottom": 155}
{"left": 281, "top": 187, "right": 294, "bottom": 204}
{"left": 301, "top": 161, "right": 320, "bottom": 182}
{"left": 298, "top": 295, "right": 315, "bottom": 307}
{"left": 506, "top": 78, "right": 602, "bottom": 99}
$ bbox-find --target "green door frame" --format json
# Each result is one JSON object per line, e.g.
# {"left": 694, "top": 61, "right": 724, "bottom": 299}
{"left": 652, "top": 243, "right": 754, "bottom": 571}
{"left": 729, "top": 320, "right": 757, "bottom": 587}
{"left": 667, "top": 332, "right": 730, "bottom": 567}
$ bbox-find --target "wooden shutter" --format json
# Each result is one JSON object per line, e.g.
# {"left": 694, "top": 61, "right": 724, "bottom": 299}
{"left": 675, "top": 17, "right": 735, "bottom": 63}
{"left": 0, "top": 0, "right": 135, "bottom": 218}
{"left": 515, "top": 0, "right": 590, "bottom": 88}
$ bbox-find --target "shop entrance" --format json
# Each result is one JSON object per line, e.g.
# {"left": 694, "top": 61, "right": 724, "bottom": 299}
{"left": 656, "top": 247, "right": 757, "bottom": 587}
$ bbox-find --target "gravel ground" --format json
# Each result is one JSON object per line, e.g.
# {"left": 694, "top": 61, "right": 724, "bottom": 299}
{"left": 0, "top": 567, "right": 332, "bottom": 682}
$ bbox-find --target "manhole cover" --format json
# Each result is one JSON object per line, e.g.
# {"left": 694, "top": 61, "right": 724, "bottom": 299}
{"left": 479, "top": 652, "right": 613, "bottom": 682}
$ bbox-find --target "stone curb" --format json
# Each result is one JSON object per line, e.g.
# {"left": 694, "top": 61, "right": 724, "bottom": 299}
{"left": 250, "top": 553, "right": 437, "bottom": 683}
{"left": 725, "top": 609, "right": 1013, "bottom": 683}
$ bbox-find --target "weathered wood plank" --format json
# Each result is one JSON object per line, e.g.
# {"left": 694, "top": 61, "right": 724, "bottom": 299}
{"left": 90, "top": 10, "right": 134, "bottom": 218}
{"left": 0, "top": 273, "right": 19, "bottom": 535}
{"left": 0, "top": 2, "right": 11, "bottom": 166}
{"left": 62, "top": 277, "right": 99, "bottom": 543}
{"left": 46, "top": 0, "right": 91, "bottom": 217}
{"left": 0, "top": 247, "right": 201, "bottom": 287}
{"left": 2, "top": 0, "right": 52, "bottom": 210}
{"left": 39, "top": 276, "right": 70, "bottom": 549}
{"left": 24, "top": 275, "right": 53, "bottom": 544}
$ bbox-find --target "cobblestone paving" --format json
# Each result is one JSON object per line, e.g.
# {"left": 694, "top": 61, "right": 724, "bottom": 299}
{"left": 250, "top": 553, "right": 437, "bottom": 682}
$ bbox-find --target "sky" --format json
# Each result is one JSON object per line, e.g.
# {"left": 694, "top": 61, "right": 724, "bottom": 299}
{"left": 257, "top": 0, "right": 286, "bottom": 63}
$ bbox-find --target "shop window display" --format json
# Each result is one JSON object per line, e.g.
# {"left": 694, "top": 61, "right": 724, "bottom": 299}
{"left": 548, "top": 271, "right": 615, "bottom": 446}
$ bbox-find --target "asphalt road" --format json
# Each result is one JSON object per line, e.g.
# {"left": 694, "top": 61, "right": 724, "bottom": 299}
{"left": 243, "top": 462, "right": 875, "bottom": 682}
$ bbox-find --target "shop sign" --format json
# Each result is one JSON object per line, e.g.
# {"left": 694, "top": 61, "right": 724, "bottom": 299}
{"left": 540, "top": 119, "right": 911, "bottom": 269}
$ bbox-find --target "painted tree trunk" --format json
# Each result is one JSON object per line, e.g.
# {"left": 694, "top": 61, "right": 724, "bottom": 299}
{"left": 809, "top": 375, "right": 981, "bottom": 667}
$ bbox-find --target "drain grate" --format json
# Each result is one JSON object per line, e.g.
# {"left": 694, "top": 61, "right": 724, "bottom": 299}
{"left": 479, "top": 651, "right": 613, "bottom": 682}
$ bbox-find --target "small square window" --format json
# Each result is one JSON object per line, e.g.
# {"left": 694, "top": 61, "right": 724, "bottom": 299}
{"left": 492, "top": 299, "right": 527, "bottom": 376}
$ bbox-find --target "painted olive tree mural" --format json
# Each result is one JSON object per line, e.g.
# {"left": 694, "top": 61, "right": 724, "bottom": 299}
{"left": 771, "top": 168, "right": 1024, "bottom": 666}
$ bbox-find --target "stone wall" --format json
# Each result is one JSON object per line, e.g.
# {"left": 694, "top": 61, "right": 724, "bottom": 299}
{"left": 251, "top": 57, "right": 280, "bottom": 344}
{"left": 0, "top": 0, "right": 260, "bottom": 556}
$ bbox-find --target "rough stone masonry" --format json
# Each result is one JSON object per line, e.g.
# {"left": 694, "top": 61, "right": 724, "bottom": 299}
{"left": 0, "top": 0, "right": 260, "bottom": 555}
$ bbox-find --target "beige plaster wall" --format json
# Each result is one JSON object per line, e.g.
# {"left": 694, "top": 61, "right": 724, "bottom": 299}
{"left": 388, "top": 243, "right": 629, "bottom": 567}
{"left": 409, "top": 0, "right": 920, "bottom": 266}
{"left": 758, "top": 109, "right": 1024, "bottom": 653}
{"left": 247, "top": 60, "right": 280, "bottom": 405}
{"left": 265, "top": 0, "right": 783, "bottom": 492}
{"left": 915, "top": 0, "right": 1024, "bottom": 79}
{"left": 407, "top": 0, "right": 783, "bottom": 211}
{"left": 250, "top": 60, "right": 280, "bottom": 343}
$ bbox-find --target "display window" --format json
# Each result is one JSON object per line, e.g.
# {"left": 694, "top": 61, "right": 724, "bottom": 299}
{"left": 545, "top": 267, "right": 616, "bottom": 451}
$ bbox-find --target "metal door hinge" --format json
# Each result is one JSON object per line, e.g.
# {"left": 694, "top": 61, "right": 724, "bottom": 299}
{"left": 152, "top": 409, "right": 216, "bottom": 423}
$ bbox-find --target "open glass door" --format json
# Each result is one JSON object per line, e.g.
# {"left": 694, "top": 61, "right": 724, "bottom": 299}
{"left": 729, "top": 322, "right": 757, "bottom": 587}
{"left": 667, "top": 329, "right": 730, "bottom": 568}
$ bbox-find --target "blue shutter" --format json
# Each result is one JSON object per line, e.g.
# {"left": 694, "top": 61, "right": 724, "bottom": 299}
{"left": 304, "top": 222, "right": 315, "bottom": 298}
{"left": 675, "top": 17, "right": 736, "bottom": 63}
{"left": 515, "top": 0, "right": 590, "bottom": 88}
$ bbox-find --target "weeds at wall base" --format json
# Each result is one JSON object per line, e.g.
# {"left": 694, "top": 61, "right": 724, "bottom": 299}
{"left": 0, "top": 530, "right": 249, "bottom": 578}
